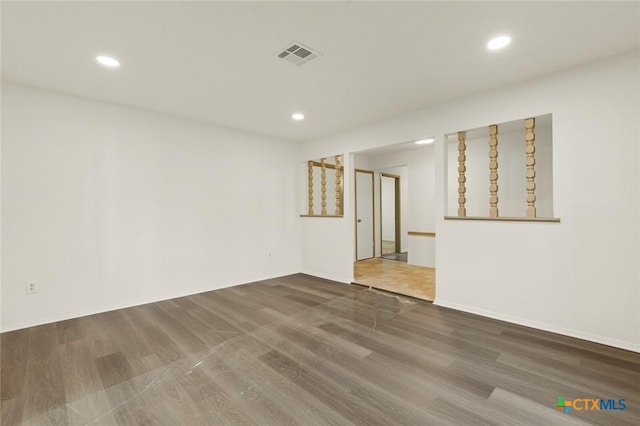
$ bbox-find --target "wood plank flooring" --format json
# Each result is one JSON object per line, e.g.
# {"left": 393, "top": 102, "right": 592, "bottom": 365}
{"left": 2, "top": 273, "right": 639, "bottom": 425}
{"left": 354, "top": 258, "right": 435, "bottom": 301}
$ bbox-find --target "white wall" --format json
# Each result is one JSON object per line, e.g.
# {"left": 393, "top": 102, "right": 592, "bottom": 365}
{"left": 380, "top": 176, "right": 396, "bottom": 242}
{"left": 353, "top": 154, "right": 371, "bottom": 170}
{"left": 368, "top": 148, "right": 436, "bottom": 267}
{"left": 0, "top": 55, "right": 2, "bottom": 410}
{"left": 406, "top": 148, "right": 437, "bottom": 268}
{"left": 300, "top": 151, "right": 350, "bottom": 283}
{"left": 300, "top": 51, "right": 640, "bottom": 351}
{"left": 1, "top": 83, "right": 301, "bottom": 332}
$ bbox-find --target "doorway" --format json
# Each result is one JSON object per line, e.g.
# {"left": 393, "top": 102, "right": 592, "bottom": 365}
{"left": 355, "top": 169, "right": 375, "bottom": 260}
{"left": 380, "top": 173, "right": 404, "bottom": 261}
{"left": 352, "top": 144, "right": 436, "bottom": 302}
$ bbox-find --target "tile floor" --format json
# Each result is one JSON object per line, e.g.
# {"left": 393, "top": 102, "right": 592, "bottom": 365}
{"left": 353, "top": 258, "right": 435, "bottom": 301}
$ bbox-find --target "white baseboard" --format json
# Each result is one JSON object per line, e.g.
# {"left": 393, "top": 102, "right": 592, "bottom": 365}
{"left": 1, "top": 270, "right": 301, "bottom": 333}
{"left": 434, "top": 299, "right": 640, "bottom": 353}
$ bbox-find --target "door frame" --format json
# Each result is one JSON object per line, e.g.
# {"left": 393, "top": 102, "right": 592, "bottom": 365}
{"left": 379, "top": 172, "right": 401, "bottom": 254}
{"left": 354, "top": 169, "right": 375, "bottom": 260}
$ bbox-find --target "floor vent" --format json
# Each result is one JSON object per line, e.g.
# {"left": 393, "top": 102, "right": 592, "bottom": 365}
{"left": 275, "top": 42, "right": 321, "bottom": 66}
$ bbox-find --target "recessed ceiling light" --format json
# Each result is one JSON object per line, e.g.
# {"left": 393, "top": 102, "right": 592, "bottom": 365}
{"left": 96, "top": 55, "right": 120, "bottom": 68}
{"left": 415, "top": 138, "right": 435, "bottom": 145}
{"left": 487, "top": 35, "right": 511, "bottom": 51}
{"left": 292, "top": 113, "right": 305, "bottom": 121}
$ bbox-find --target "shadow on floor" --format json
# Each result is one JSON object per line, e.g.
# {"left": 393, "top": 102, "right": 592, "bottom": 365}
{"left": 380, "top": 252, "right": 408, "bottom": 262}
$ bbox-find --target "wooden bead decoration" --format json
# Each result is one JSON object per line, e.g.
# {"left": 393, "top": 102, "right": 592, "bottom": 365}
{"left": 488, "top": 124, "right": 499, "bottom": 217}
{"left": 525, "top": 118, "right": 537, "bottom": 218}
{"left": 320, "top": 158, "right": 327, "bottom": 215}
{"left": 457, "top": 131, "right": 467, "bottom": 217}
{"left": 334, "top": 155, "right": 343, "bottom": 215}
{"left": 307, "top": 161, "right": 314, "bottom": 215}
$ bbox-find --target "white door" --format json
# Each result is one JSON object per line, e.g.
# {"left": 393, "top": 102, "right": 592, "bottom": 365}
{"left": 355, "top": 171, "right": 374, "bottom": 260}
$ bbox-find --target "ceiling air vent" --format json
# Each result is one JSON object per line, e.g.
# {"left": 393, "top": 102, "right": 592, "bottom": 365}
{"left": 275, "top": 42, "right": 321, "bottom": 67}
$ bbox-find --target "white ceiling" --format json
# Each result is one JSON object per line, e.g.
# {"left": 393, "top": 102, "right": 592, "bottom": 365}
{"left": 2, "top": 1, "right": 639, "bottom": 142}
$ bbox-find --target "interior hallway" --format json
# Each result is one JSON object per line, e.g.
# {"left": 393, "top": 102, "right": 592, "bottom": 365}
{"left": 354, "top": 258, "right": 435, "bottom": 301}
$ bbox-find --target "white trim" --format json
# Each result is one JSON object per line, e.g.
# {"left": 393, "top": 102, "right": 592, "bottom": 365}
{"left": 1, "top": 271, "right": 300, "bottom": 333}
{"left": 434, "top": 299, "right": 640, "bottom": 353}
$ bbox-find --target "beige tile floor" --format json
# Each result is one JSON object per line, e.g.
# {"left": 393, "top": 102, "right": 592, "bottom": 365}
{"left": 353, "top": 258, "right": 435, "bottom": 301}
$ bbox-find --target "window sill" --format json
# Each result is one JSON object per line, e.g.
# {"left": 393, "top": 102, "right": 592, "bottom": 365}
{"left": 444, "top": 216, "right": 560, "bottom": 223}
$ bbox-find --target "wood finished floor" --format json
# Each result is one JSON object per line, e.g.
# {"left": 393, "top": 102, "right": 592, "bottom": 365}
{"left": 2, "top": 273, "right": 639, "bottom": 425}
{"left": 354, "top": 258, "right": 435, "bottom": 301}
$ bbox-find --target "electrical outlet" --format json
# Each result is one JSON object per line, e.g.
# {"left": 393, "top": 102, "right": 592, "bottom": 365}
{"left": 25, "top": 281, "right": 37, "bottom": 295}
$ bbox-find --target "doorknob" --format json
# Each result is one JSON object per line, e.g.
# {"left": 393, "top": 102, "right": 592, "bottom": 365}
{"left": 357, "top": 219, "right": 362, "bottom": 223}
